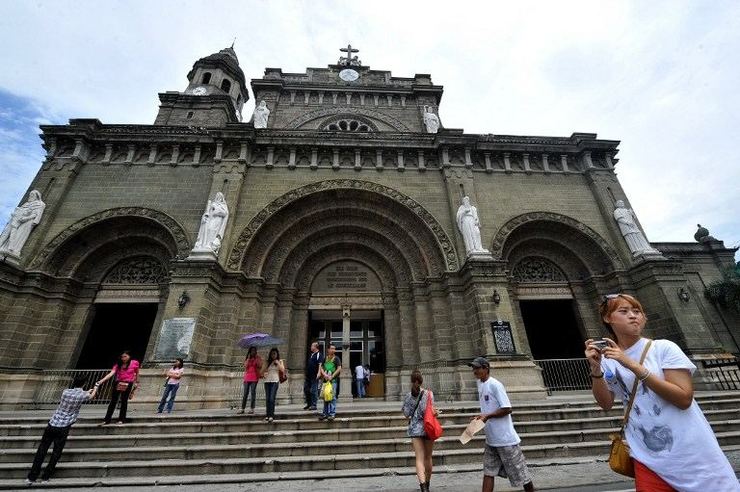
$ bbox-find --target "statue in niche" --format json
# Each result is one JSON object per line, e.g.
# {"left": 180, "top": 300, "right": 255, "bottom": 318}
{"left": 193, "top": 192, "right": 229, "bottom": 254}
{"left": 0, "top": 190, "right": 45, "bottom": 259}
{"left": 251, "top": 100, "right": 270, "bottom": 129}
{"left": 423, "top": 106, "right": 440, "bottom": 133}
{"left": 613, "top": 200, "right": 661, "bottom": 257}
{"left": 456, "top": 196, "right": 490, "bottom": 256}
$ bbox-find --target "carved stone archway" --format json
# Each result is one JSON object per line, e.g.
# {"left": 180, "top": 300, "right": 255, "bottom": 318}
{"left": 31, "top": 207, "right": 190, "bottom": 272}
{"left": 492, "top": 212, "right": 624, "bottom": 271}
{"left": 228, "top": 179, "right": 458, "bottom": 273}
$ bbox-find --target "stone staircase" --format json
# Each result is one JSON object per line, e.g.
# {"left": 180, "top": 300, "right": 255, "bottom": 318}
{"left": 0, "top": 392, "right": 738, "bottom": 488}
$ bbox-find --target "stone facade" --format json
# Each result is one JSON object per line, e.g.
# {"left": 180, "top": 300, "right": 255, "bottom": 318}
{"left": 0, "top": 47, "right": 737, "bottom": 407}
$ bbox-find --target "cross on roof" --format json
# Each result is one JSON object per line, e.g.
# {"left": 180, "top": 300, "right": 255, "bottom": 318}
{"left": 338, "top": 44, "right": 361, "bottom": 67}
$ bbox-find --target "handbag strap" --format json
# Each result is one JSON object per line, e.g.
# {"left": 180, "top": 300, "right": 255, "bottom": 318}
{"left": 411, "top": 389, "right": 425, "bottom": 417}
{"left": 621, "top": 339, "right": 652, "bottom": 430}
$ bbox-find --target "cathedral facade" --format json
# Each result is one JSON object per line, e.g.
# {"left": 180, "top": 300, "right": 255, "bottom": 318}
{"left": 1, "top": 46, "right": 737, "bottom": 405}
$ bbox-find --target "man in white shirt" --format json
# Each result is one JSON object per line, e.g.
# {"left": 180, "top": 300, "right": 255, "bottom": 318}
{"left": 470, "top": 357, "right": 535, "bottom": 492}
{"left": 354, "top": 364, "right": 366, "bottom": 398}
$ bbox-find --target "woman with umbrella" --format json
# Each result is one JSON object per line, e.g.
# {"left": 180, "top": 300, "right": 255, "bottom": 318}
{"left": 237, "top": 333, "right": 285, "bottom": 421}
{"left": 240, "top": 347, "right": 262, "bottom": 414}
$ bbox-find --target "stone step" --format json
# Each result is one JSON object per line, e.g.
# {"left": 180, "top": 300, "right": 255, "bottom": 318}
{"left": 2, "top": 420, "right": 738, "bottom": 465}
{"left": 3, "top": 398, "right": 738, "bottom": 438}
{"left": 1, "top": 433, "right": 738, "bottom": 479}
{"left": 1, "top": 408, "right": 737, "bottom": 450}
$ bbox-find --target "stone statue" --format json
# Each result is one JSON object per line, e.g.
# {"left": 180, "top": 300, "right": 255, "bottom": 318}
{"left": 423, "top": 106, "right": 440, "bottom": 133}
{"left": 456, "top": 196, "right": 490, "bottom": 256}
{"left": 613, "top": 200, "right": 661, "bottom": 257}
{"left": 0, "top": 190, "right": 45, "bottom": 259}
{"left": 694, "top": 224, "right": 717, "bottom": 243}
{"left": 193, "top": 192, "right": 229, "bottom": 254}
{"left": 252, "top": 100, "right": 270, "bottom": 129}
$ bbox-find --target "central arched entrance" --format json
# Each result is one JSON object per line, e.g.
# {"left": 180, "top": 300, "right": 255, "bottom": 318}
{"left": 232, "top": 180, "right": 455, "bottom": 398}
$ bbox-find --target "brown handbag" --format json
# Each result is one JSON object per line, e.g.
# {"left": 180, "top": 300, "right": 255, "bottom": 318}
{"left": 608, "top": 339, "right": 652, "bottom": 477}
{"left": 115, "top": 381, "right": 129, "bottom": 392}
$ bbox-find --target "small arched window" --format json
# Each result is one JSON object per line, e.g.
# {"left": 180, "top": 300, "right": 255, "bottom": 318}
{"left": 323, "top": 118, "right": 372, "bottom": 132}
{"left": 202, "top": 72, "right": 212, "bottom": 84}
{"left": 220, "top": 78, "right": 232, "bottom": 93}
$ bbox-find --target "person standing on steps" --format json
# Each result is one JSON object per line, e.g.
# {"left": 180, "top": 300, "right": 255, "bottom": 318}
{"left": 303, "top": 341, "right": 323, "bottom": 411}
{"left": 26, "top": 374, "right": 98, "bottom": 485}
{"left": 318, "top": 344, "right": 341, "bottom": 421}
{"left": 402, "top": 369, "right": 436, "bottom": 492}
{"left": 157, "top": 358, "right": 184, "bottom": 414}
{"left": 261, "top": 347, "right": 284, "bottom": 423}
{"left": 240, "top": 347, "right": 262, "bottom": 414}
{"left": 354, "top": 362, "right": 366, "bottom": 398}
{"left": 96, "top": 350, "right": 140, "bottom": 425}
{"left": 470, "top": 356, "right": 535, "bottom": 492}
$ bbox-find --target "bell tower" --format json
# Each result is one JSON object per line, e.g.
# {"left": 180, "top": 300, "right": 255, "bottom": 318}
{"left": 154, "top": 46, "right": 250, "bottom": 127}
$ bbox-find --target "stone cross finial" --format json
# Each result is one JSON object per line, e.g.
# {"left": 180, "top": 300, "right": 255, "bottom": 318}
{"left": 338, "top": 44, "right": 361, "bottom": 67}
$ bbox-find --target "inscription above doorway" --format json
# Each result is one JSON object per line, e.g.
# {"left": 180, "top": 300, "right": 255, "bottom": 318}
{"left": 311, "top": 260, "right": 381, "bottom": 293}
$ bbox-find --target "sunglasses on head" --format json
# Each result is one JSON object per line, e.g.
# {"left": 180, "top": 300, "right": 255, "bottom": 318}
{"left": 601, "top": 293, "right": 622, "bottom": 304}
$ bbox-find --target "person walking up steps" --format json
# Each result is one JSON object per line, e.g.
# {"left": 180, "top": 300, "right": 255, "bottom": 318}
{"left": 470, "top": 356, "right": 535, "bottom": 492}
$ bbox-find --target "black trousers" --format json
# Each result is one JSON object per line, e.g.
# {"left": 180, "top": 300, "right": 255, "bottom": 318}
{"left": 104, "top": 382, "right": 132, "bottom": 423}
{"left": 27, "top": 424, "right": 70, "bottom": 481}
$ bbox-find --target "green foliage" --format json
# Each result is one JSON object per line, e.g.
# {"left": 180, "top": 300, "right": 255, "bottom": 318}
{"left": 705, "top": 266, "right": 740, "bottom": 313}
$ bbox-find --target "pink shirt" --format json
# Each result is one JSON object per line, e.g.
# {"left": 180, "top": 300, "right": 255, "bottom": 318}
{"left": 113, "top": 360, "right": 140, "bottom": 383}
{"left": 244, "top": 357, "right": 262, "bottom": 383}
{"left": 167, "top": 367, "right": 184, "bottom": 385}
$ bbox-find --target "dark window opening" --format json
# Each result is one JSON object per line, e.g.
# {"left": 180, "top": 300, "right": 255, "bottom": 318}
{"left": 220, "top": 79, "right": 231, "bottom": 93}
{"left": 202, "top": 72, "right": 212, "bottom": 84}
{"left": 186, "top": 111, "right": 194, "bottom": 119}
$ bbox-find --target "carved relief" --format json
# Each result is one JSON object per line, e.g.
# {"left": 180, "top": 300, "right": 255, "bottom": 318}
{"left": 103, "top": 256, "right": 167, "bottom": 284}
{"left": 31, "top": 208, "right": 191, "bottom": 270}
{"left": 285, "top": 107, "right": 412, "bottom": 132}
{"left": 228, "top": 179, "right": 458, "bottom": 272}
{"left": 490, "top": 212, "right": 624, "bottom": 270}
{"left": 512, "top": 257, "right": 567, "bottom": 283}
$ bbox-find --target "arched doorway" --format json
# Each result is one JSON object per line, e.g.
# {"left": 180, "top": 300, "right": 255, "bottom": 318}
{"left": 232, "top": 180, "right": 454, "bottom": 398}
{"left": 34, "top": 210, "right": 187, "bottom": 369}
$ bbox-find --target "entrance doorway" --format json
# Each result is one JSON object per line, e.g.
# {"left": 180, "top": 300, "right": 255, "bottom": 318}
{"left": 519, "top": 300, "right": 583, "bottom": 360}
{"left": 76, "top": 303, "right": 158, "bottom": 369}
{"left": 308, "top": 310, "right": 385, "bottom": 397}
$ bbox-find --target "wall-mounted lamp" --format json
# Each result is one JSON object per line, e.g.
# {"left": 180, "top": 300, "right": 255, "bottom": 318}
{"left": 177, "top": 291, "right": 190, "bottom": 309}
{"left": 678, "top": 287, "right": 690, "bottom": 303}
{"left": 492, "top": 290, "right": 501, "bottom": 305}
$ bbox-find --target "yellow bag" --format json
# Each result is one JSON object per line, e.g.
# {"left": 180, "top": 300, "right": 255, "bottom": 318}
{"left": 608, "top": 340, "right": 652, "bottom": 478}
{"left": 322, "top": 381, "right": 333, "bottom": 402}
{"left": 609, "top": 433, "right": 634, "bottom": 477}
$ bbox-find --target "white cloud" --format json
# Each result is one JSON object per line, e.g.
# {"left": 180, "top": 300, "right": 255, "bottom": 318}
{"left": 0, "top": 0, "right": 738, "bottom": 254}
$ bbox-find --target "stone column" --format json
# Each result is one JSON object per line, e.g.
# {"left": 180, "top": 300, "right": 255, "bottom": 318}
{"left": 339, "top": 304, "right": 352, "bottom": 401}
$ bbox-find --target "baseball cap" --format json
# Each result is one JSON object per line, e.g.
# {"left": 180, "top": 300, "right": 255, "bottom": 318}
{"left": 467, "top": 356, "right": 490, "bottom": 369}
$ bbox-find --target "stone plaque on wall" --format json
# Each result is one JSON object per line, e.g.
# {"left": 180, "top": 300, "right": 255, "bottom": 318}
{"left": 155, "top": 318, "right": 196, "bottom": 360}
{"left": 491, "top": 320, "right": 516, "bottom": 355}
{"left": 311, "top": 260, "right": 381, "bottom": 292}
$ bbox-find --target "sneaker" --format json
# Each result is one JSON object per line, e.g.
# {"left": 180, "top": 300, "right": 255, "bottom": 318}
{"left": 308, "top": 406, "right": 317, "bottom": 411}
{"left": 264, "top": 417, "right": 270, "bottom": 421}
{"left": 267, "top": 417, "right": 274, "bottom": 423}
{"left": 238, "top": 409, "right": 244, "bottom": 414}
{"left": 117, "top": 421, "right": 125, "bottom": 425}
{"left": 25, "top": 478, "right": 35, "bottom": 485}
{"left": 318, "top": 415, "right": 327, "bottom": 421}
{"left": 303, "top": 405, "right": 311, "bottom": 410}
{"left": 247, "top": 409, "right": 254, "bottom": 414}
{"left": 327, "top": 416, "right": 335, "bottom": 421}
{"left": 98, "top": 421, "right": 110, "bottom": 426}
{"left": 40, "top": 479, "right": 49, "bottom": 483}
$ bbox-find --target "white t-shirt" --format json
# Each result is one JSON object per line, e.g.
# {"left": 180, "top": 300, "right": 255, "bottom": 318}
{"left": 476, "top": 376, "right": 521, "bottom": 447}
{"left": 355, "top": 365, "right": 365, "bottom": 379}
{"left": 602, "top": 338, "right": 739, "bottom": 491}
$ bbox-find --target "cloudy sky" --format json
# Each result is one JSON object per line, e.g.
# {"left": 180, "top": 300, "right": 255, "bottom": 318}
{"left": 1, "top": 1, "right": 738, "bottom": 258}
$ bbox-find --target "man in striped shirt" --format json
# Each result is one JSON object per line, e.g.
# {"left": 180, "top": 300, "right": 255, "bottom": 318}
{"left": 26, "top": 374, "right": 97, "bottom": 484}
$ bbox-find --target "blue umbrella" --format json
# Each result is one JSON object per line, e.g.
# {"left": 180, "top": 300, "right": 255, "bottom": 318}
{"left": 237, "top": 332, "right": 285, "bottom": 349}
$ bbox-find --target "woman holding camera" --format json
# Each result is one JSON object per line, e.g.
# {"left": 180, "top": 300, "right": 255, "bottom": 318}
{"left": 585, "top": 294, "right": 737, "bottom": 491}
{"left": 96, "top": 351, "right": 140, "bottom": 425}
